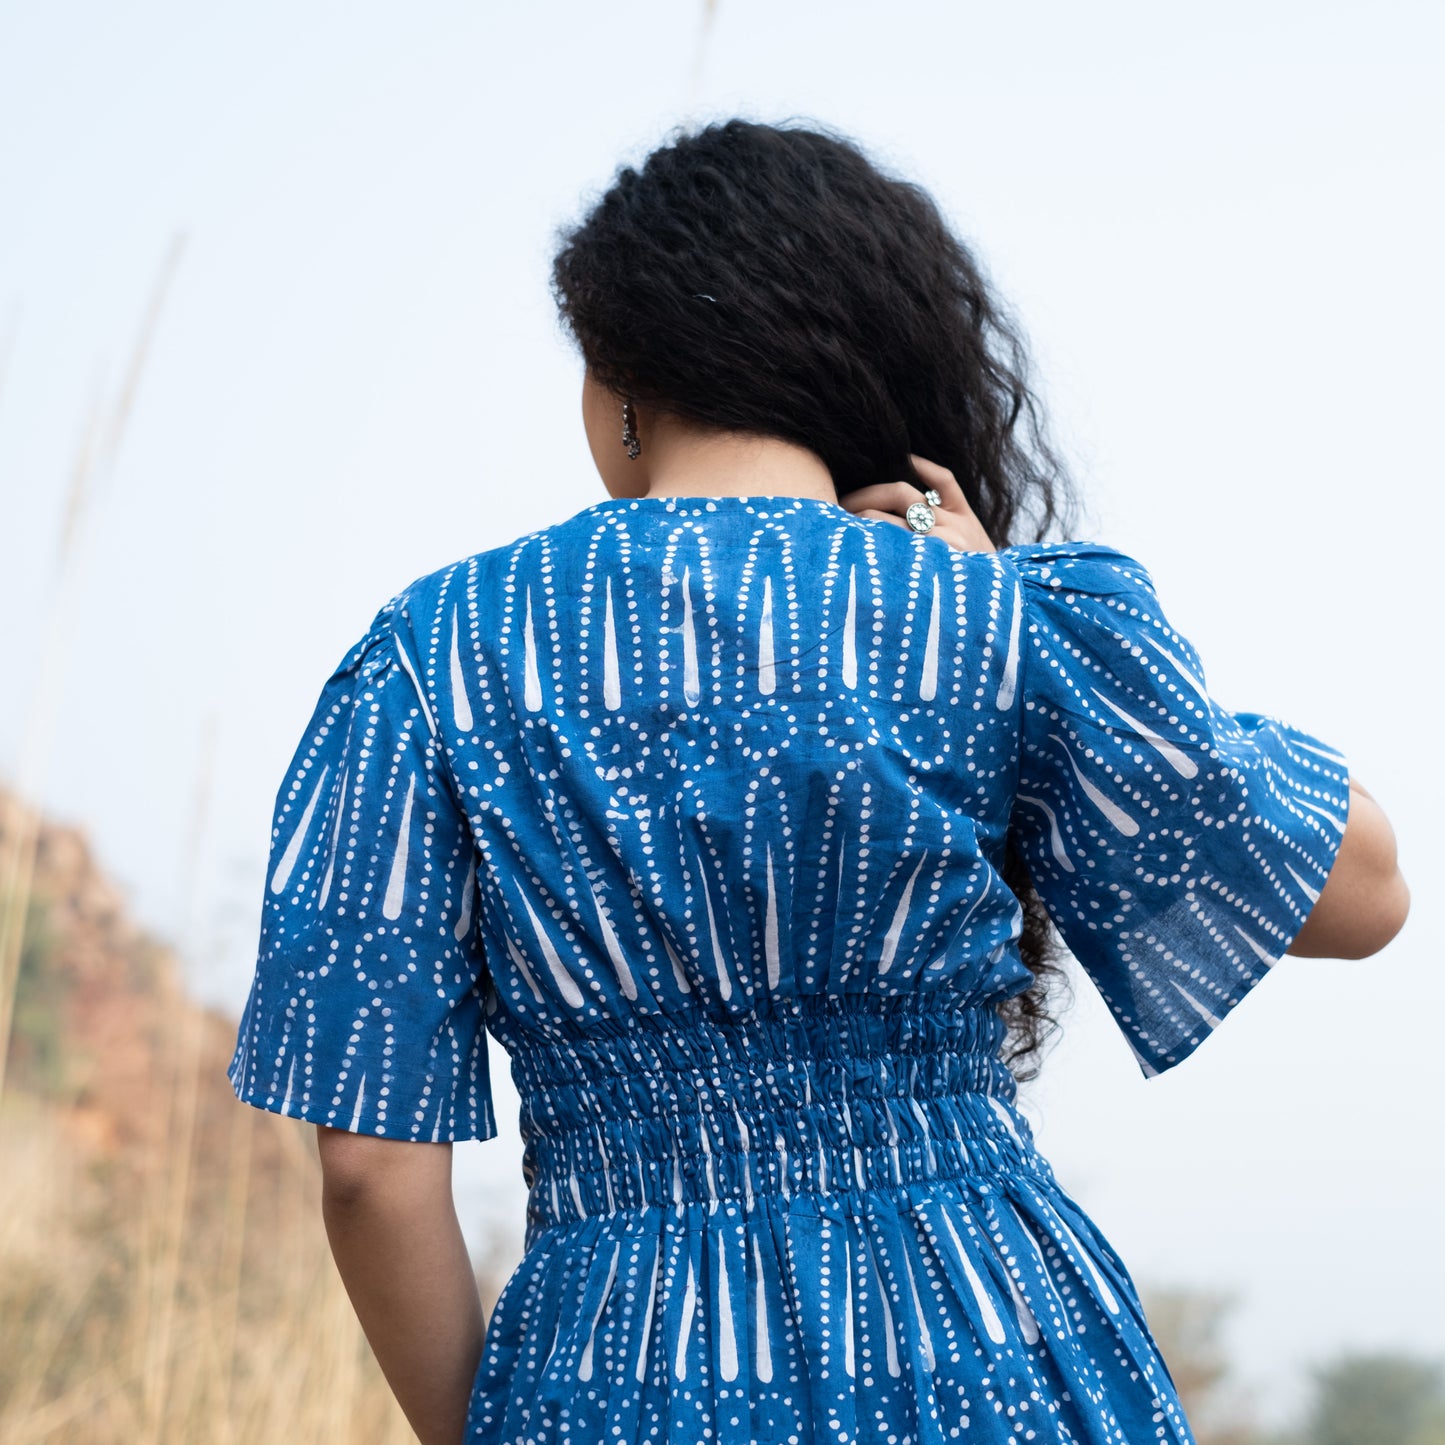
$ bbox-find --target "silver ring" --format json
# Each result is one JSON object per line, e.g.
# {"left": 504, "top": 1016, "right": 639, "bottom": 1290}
{"left": 905, "top": 503, "right": 935, "bottom": 533}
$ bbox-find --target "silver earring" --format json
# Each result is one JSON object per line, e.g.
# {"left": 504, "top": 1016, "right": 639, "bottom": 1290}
{"left": 621, "top": 400, "right": 641, "bottom": 460}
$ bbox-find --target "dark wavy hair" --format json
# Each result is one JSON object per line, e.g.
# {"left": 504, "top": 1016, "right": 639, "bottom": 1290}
{"left": 552, "top": 118, "right": 1074, "bottom": 1079}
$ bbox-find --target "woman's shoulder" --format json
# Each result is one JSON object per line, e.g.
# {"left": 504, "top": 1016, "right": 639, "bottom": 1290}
{"left": 997, "top": 540, "right": 1158, "bottom": 600}
{"left": 369, "top": 528, "right": 558, "bottom": 638}
{"left": 993, "top": 541, "right": 1188, "bottom": 675}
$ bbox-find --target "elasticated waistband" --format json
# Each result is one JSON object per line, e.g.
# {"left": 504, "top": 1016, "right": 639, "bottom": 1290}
{"left": 505, "top": 995, "right": 1052, "bottom": 1236}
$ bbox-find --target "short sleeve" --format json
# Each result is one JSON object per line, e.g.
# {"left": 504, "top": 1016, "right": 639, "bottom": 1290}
{"left": 1003, "top": 543, "right": 1351, "bottom": 1076}
{"left": 228, "top": 594, "right": 497, "bottom": 1141}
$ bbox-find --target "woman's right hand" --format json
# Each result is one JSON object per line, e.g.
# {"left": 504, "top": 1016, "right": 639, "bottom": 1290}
{"left": 841, "top": 453, "right": 997, "bottom": 552}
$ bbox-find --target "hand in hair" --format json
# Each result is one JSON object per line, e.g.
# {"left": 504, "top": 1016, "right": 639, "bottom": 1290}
{"left": 840, "top": 454, "right": 997, "bottom": 553}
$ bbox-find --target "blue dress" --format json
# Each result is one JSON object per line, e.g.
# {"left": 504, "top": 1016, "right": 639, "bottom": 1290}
{"left": 229, "top": 494, "right": 1349, "bottom": 1444}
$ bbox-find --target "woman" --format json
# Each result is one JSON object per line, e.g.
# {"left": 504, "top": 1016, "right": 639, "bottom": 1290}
{"left": 229, "top": 120, "right": 1408, "bottom": 1444}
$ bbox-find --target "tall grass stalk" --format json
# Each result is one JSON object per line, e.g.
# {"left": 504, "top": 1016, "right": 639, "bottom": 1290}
{"left": 685, "top": 0, "right": 719, "bottom": 115}
{"left": 139, "top": 980, "right": 205, "bottom": 1441}
{"left": 0, "top": 302, "right": 19, "bottom": 444}
{"left": 213, "top": 1076, "right": 254, "bottom": 1445}
{"left": 0, "top": 235, "right": 184, "bottom": 1106}
{"left": 140, "top": 715, "right": 215, "bottom": 1441}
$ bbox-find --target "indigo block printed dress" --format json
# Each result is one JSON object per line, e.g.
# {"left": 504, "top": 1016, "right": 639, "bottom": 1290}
{"left": 229, "top": 494, "right": 1350, "bottom": 1444}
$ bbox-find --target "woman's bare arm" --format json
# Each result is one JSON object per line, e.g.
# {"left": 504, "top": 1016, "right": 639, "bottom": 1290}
{"left": 1287, "top": 778, "right": 1409, "bottom": 959}
{"left": 316, "top": 1128, "right": 484, "bottom": 1445}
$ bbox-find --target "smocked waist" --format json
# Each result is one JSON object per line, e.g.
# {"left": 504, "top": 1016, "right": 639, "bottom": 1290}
{"left": 503, "top": 996, "right": 1053, "bottom": 1240}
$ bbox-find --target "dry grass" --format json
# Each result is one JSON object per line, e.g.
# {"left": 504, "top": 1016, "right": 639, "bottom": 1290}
{"left": 0, "top": 832, "right": 421, "bottom": 1442}
{"left": 0, "top": 1068, "right": 419, "bottom": 1443}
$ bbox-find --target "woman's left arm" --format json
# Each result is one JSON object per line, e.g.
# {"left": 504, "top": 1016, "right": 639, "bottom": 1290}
{"left": 317, "top": 1127, "right": 484, "bottom": 1445}
{"left": 1285, "top": 777, "right": 1410, "bottom": 959}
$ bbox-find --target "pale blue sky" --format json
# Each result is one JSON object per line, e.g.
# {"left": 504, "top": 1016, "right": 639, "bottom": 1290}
{"left": 2, "top": 0, "right": 1442, "bottom": 1418}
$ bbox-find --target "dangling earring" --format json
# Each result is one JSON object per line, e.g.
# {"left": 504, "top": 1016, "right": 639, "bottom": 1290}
{"left": 621, "top": 399, "right": 641, "bottom": 460}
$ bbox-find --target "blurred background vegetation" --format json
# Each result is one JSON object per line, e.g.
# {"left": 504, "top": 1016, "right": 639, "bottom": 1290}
{"left": 1143, "top": 1287, "right": 1445, "bottom": 1445}
{"left": 1, "top": 788, "right": 1440, "bottom": 1440}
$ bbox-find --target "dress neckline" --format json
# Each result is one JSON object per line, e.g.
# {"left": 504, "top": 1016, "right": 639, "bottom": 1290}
{"left": 570, "top": 493, "right": 853, "bottom": 522}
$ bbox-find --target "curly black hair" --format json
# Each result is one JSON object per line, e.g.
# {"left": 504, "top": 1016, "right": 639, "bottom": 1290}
{"left": 552, "top": 119, "right": 1075, "bottom": 1079}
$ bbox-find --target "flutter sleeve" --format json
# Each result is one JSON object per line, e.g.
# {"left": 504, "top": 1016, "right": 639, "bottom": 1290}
{"left": 228, "top": 593, "right": 496, "bottom": 1140}
{"left": 1003, "top": 542, "right": 1351, "bottom": 1076}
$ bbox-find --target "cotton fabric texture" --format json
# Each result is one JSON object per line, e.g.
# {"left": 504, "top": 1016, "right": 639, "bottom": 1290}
{"left": 229, "top": 494, "right": 1349, "bottom": 1444}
